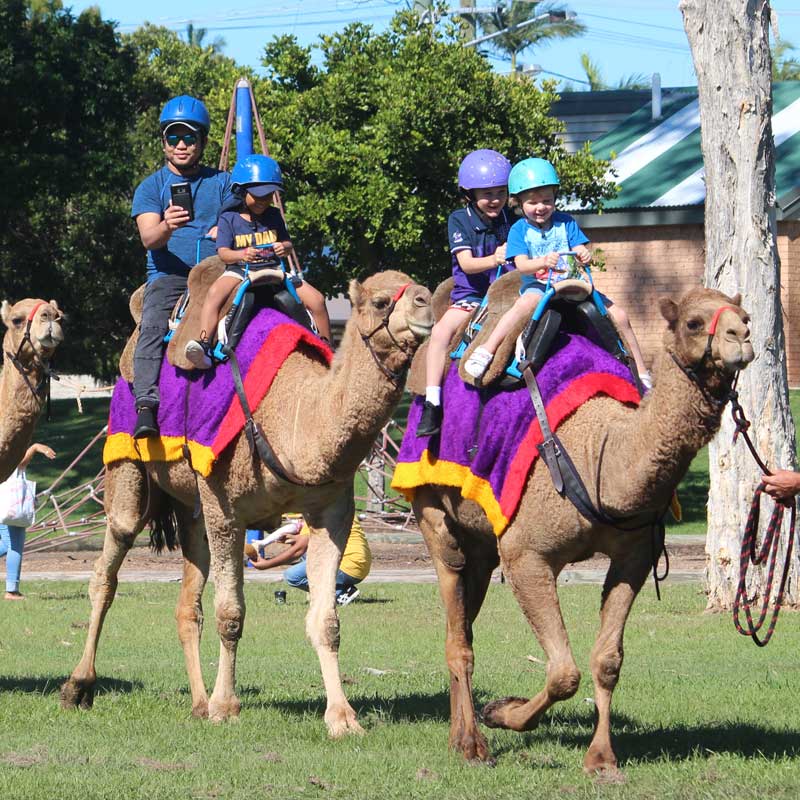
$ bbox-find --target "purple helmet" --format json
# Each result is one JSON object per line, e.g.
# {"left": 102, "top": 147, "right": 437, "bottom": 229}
{"left": 457, "top": 149, "right": 512, "bottom": 191}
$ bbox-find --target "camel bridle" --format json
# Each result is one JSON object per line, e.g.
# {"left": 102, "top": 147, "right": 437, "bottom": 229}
{"left": 358, "top": 283, "right": 413, "bottom": 384}
{"left": 667, "top": 304, "right": 741, "bottom": 410}
{"left": 5, "top": 301, "right": 61, "bottom": 403}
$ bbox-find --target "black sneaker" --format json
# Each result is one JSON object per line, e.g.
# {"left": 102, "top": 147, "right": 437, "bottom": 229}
{"left": 336, "top": 585, "right": 360, "bottom": 606}
{"left": 416, "top": 401, "right": 442, "bottom": 438}
{"left": 133, "top": 406, "right": 158, "bottom": 439}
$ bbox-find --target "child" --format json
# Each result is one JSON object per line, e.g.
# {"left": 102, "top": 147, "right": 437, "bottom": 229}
{"left": 416, "top": 149, "right": 513, "bottom": 437}
{"left": 185, "top": 154, "right": 331, "bottom": 369}
{"left": 464, "top": 158, "right": 652, "bottom": 388}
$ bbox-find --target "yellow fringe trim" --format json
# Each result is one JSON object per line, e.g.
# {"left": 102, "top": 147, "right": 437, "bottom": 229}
{"left": 103, "top": 433, "right": 216, "bottom": 477}
{"left": 391, "top": 451, "right": 509, "bottom": 536}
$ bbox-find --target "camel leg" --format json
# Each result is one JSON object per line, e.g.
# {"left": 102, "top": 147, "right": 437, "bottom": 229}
{"left": 482, "top": 549, "right": 580, "bottom": 732}
{"left": 173, "top": 505, "right": 211, "bottom": 719}
{"left": 305, "top": 493, "right": 363, "bottom": 738}
{"left": 205, "top": 504, "right": 246, "bottom": 723}
{"left": 61, "top": 462, "right": 150, "bottom": 710}
{"left": 415, "top": 490, "right": 498, "bottom": 762}
{"left": 583, "top": 549, "right": 651, "bottom": 774}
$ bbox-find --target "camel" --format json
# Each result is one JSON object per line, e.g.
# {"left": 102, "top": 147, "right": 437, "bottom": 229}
{"left": 0, "top": 299, "right": 64, "bottom": 483}
{"left": 61, "top": 270, "right": 432, "bottom": 735}
{"left": 409, "top": 285, "right": 753, "bottom": 772}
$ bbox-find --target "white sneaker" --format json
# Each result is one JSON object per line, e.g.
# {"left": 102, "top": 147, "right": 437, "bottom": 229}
{"left": 185, "top": 340, "right": 213, "bottom": 370}
{"left": 336, "top": 586, "right": 359, "bottom": 606}
{"left": 464, "top": 346, "right": 494, "bottom": 379}
{"left": 640, "top": 371, "right": 653, "bottom": 391}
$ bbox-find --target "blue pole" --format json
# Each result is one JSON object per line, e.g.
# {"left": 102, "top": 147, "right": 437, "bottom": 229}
{"left": 235, "top": 78, "right": 253, "bottom": 160}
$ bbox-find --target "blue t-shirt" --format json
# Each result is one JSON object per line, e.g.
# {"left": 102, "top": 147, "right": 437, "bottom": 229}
{"left": 506, "top": 212, "right": 589, "bottom": 290}
{"left": 447, "top": 205, "right": 514, "bottom": 303}
{"left": 216, "top": 206, "right": 289, "bottom": 266}
{"left": 131, "top": 165, "right": 235, "bottom": 283}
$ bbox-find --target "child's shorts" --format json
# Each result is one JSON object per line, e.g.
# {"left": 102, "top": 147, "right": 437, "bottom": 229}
{"left": 449, "top": 297, "right": 482, "bottom": 312}
{"left": 519, "top": 278, "right": 612, "bottom": 307}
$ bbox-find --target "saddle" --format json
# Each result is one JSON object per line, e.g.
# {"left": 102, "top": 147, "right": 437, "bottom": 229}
{"left": 406, "top": 272, "right": 637, "bottom": 396}
{"left": 119, "top": 256, "right": 313, "bottom": 382}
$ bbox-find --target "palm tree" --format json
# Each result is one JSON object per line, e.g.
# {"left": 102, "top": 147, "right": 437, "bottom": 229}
{"left": 773, "top": 39, "right": 800, "bottom": 81}
{"left": 473, "top": 2, "right": 585, "bottom": 73}
{"left": 185, "top": 22, "right": 226, "bottom": 54}
{"left": 578, "top": 52, "right": 648, "bottom": 91}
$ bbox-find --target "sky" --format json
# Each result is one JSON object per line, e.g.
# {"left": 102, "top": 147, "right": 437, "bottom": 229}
{"left": 67, "top": 0, "right": 800, "bottom": 90}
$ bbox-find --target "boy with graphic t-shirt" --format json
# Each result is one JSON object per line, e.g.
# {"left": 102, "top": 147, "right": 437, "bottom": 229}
{"left": 184, "top": 154, "right": 330, "bottom": 369}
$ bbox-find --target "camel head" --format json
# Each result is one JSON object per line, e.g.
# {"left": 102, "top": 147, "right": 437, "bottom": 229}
{"left": 348, "top": 271, "right": 433, "bottom": 370}
{"left": 1, "top": 298, "right": 65, "bottom": 363}
{"left": 659, "top": 287, "right": 753, "bottom": 375}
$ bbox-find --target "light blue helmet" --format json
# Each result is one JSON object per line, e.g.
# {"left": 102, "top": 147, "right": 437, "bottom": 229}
{"left": 508, "top": 158, "right": 560, "bottom": 196}
{"left": 231, "top": 154, "right": 284, "bottom": 197}
{"left": 159, "top": 95, "right": 210, "bottom": 134}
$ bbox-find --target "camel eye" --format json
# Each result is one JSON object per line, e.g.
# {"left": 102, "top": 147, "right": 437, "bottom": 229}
{"left": 11, "top": 316, "right": 24, "bottom": 327}
{"left": 372, "top": 296, "right": 391, "bottom": 311}
{"left": 686, "top": 317, "right": 704, "bottom": 332}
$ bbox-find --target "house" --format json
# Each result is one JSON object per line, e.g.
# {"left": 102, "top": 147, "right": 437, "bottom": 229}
{"left": 556, "top": 83, "right": 800, "bottom": 384}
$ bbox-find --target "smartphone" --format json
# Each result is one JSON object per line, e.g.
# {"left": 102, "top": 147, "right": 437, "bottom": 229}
{"left": 169, "top": 182, "right": 194, "bottom": 221}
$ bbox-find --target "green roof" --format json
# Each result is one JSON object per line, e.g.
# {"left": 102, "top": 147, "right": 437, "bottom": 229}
{"left": 585, "top": 82, "right": 800, "bottom": 215}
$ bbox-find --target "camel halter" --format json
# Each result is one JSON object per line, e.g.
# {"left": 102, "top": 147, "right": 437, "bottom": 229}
{"left": 359, "top": 283, "right": 413, "bottom": 384}
{"left": 5, "top": 301, "right": 61, "bottom": 405}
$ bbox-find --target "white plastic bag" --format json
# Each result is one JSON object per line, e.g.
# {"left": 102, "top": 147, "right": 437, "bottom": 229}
{"left": 0, "top": 468, "right": 36, "bottom": 528}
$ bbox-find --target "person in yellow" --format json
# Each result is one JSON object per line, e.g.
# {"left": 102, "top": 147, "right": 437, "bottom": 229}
{"left": 247, "top": 517, "right": 371, "bottom": 606}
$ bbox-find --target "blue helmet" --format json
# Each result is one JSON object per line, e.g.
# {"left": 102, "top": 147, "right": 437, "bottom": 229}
{"left": 159, "top": 95, "right": 211, "bottom": 134}
{"left": 508, "top": 158, "right": 560, "bottom": 195}
{"left": 231, "top": 154, "right": 284, "bottom": 196}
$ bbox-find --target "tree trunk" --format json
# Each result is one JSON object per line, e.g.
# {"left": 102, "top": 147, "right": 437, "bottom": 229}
{"left": 680, "top": 0, "right": 799, "bottom": 609}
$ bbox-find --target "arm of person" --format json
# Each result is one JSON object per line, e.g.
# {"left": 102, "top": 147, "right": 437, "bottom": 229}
{"left": 136, "top": 206, "right": 191, "bottom": 250}
{"left": 217, "top": 246, "right": 260, "bottom": 265}
{"left": 18, "top": 443, "right": 56, "bottom": 470}
{"left": 566, "top": 217, "right": 591, "bottom": 265}
{"left": 272, "top": 239, "right": 293, "bottom": 258}
{"left": 761, "top": 470, "right": 800, "bottom": 502}
{"left": 455, "top": 246, "right": 506, "bottom": 275}
{"left": 249, "top": 534, "right": 309, "bottom": 570}
{"left": 514, "top": 251, "right": 561, "bottom": 277}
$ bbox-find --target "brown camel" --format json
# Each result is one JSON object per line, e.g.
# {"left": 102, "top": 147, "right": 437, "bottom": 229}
{"left": 61, "top": 271, "right": 432, "bottom": 735}
{"left": 410, "top": 285, "right": 753, "bottom": 772}
{"left": 0, "top": 299, "right": 64, "bottom": 483}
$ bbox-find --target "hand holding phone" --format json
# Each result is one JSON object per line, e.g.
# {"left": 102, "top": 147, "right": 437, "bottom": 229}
{"left": 169, "top": 182, "right": 194, "bottom": 222}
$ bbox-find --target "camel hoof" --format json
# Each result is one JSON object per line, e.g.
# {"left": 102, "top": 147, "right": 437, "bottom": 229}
{"left": 583, "top": 749, "right": 620, "bottom": 776}
{"left": 60, "top": 679, "right": 95, "bottom": 711}
{"left": 191, "top": 700, "right": 209, "bottom": 720}
{"left": 325, "top": 705, "right": 364, "bottom": 738}
{"left": 208, "top": 697, "right": 241, "bottom": 723}
{"left": 480, "top": 697, "right": 530, "bottom": 730}
{"left": 449, "top": 729, "right": 493, "bottom": 763}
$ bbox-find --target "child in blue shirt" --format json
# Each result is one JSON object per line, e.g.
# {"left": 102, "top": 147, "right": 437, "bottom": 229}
{"left": 464, "top": 158, "right": 651, "bottom": 388}
{"left": 184, "top": 155, "right": 330, "bottom": 369}
{"left": 416, "top": 149, "right": 513, "bottom": 437}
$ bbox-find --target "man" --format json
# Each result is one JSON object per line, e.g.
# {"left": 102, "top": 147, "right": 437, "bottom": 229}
{"left": 130, "top": 95, "right": 235, "bottom": 437}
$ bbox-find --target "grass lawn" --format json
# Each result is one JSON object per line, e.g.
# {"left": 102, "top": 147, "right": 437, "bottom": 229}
{"left": 2, "top": 581, "right": 800, "bottom": 799}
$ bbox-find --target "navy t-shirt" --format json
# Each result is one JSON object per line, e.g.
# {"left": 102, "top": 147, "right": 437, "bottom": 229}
{"left": 216, "top": 207, "right": 290, "bottom": 267}
{"left": 131, "top": 165, "right": 235, "bottom": 282}
{"left": 447, "top": 205, "right": 513, "bottom": 303}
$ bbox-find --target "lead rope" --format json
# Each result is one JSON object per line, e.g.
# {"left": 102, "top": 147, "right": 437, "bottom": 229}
{"left": 728, "top": 379, "right": 797, "bottom": 646}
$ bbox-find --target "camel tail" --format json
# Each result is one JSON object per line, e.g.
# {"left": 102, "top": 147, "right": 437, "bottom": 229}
{"left": 148, "top": 508, "right": 180, "bottom": 553}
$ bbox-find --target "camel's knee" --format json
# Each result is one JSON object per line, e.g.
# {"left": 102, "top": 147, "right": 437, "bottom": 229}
{"left": 307, "top": 608, "right": 340, "bottom": 652}
{"left": 445, "top": 643, "right": 474, "bottom": 679}
{"left": 215, "top": 607, "right": 243, "bottom": 647}
{"left": 176, "top": 602, "right": 203, "bottom": 642}
{"left": 592, "top": 648, "right": 623, "bottom": 692}
{"left": 547, "top": 662, "right": 581, "bottom": 701}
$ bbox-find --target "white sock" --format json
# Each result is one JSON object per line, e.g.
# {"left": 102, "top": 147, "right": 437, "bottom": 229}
{"left": 425, "top": 386, "right": 441, "bottom": 406}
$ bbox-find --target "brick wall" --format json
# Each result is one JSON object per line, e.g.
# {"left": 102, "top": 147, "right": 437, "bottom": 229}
{"left": 579, "top": 222, "right": 800, "bottom": 385}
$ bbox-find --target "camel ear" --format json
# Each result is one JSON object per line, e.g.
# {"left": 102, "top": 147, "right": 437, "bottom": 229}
{"left": 1, "top": 300, "right": 11, "bottom": 328}
{"left": 49, "top": 299, "right": 60, "bottom": 311}
{"left": 348, "top": 279, "right": 366, "bottom": 311}
{"left": 728, "top": 292, "right": 741, "bottom": 307}
{"left": 659, "top": 297, "right": 679, "bottom": 325}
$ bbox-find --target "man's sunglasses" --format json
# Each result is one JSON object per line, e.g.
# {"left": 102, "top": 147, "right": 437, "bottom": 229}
{"left": 164, "top": 132, "right": 198, "bottom": 147}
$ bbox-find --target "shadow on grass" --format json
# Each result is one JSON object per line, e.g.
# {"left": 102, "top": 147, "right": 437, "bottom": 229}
{"left": 0, "top": 675, "right": 141, "bottom": 696}
{"left": 262, "top": 689, "right": 453, "bottom": 723}
{"left": 490, "top": 705, "right": 800, "bottom": 765}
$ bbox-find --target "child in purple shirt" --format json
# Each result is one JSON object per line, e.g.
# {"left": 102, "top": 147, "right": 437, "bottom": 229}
{"left": 416, "top": 149, "right": 513, "bottom": 437}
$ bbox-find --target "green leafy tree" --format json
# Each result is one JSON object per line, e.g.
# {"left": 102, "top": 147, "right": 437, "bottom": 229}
{"left": 255, "top": 12, "right": 614, "bottom": 295}
{"left": 185, "top": 22, "right": 226, "bottom": 55}
{"left": 773, "top": 38, "right": 800, "bottom": 81}
{"left": 0, "top": 0, "right": 140, "bottom": 376}
{"left": 473, "top": 1, "right": 585, "bottom": 72}
{"left": 576, "top": 52, "right": 648, "bottom": 91}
